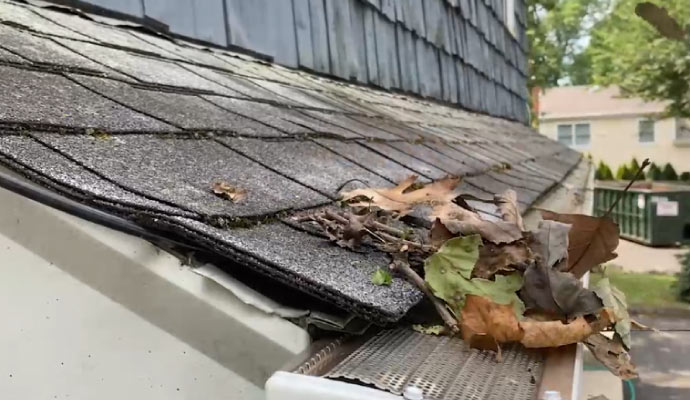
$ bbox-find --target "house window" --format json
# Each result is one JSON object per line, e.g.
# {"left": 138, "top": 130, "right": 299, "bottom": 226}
{"left": 677, "top": 119, "right": 690, "bottom": 140}
{"left": 574, "top": 123, "right": 591, "bottom": 146}
{"left": 639, "top": 120, "right": 655, "bottom": 143}
{"left": 557, "top": 124, "right": 573, "bottom": 145}
{"left": 557, "top": 123, "right": 590, "bottom": 147}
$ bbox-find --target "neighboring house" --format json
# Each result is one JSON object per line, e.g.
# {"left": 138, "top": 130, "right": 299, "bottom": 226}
{"left": 0, "top": 1, "right": 590, "bottom": 400}
{"left": 538, "top": 85, "right": 690, "bottom": 173}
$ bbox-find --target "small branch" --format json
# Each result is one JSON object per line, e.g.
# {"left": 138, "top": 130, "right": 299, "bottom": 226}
{"left": 605, "top": 158, "right": 651, "bottom": 217}
{"left": 324, "top": 209, "right": 349, "bottom": 224}
{"left": 368, "top": 220, "right": 405, "bottom": 238}
{"left": 391, "top": 258, "right": 460, "bottom": 334}
{"left": 377, "top": 231, "right": 434, "bottom": 253}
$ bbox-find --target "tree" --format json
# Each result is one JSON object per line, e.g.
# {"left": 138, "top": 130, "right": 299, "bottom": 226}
{"left": 588, "top": 0, "right": 690, "bottom": 117}
{"left": 595, "top": 161, "right": 614, "bottom": 180}
{"left": 629, "top": 158, "right": 645, "bottom": 179}
{"left": 647, "top": 162, "right": 663, "bottom": 180}
{"left": 615, "top": 164, "right": 634, "bottom": 180}
{"left": 661, "top": 163, "right": 679, "bottom": 180}
{"left": 680, "top": 172, "right": 690, "bottom": 181}
{"left": 527, "top": 0, "right": 608, "bottom": 90}
{"left": 677, "top": 250, "right": 690, "bottom": 303}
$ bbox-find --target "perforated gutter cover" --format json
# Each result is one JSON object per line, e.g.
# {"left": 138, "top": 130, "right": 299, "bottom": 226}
{"left": 0, "top": 0, "right": 581, "bottom": 325}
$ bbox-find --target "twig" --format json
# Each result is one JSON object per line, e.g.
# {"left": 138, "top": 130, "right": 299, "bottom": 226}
{"left": 369, "top": 220, "right": 406, "bottom": 238}
{"left": 391, "top": 257, "right": 460, "bottom": 334}
{"left": 324, "top": 209, "right": 349, "bottom": 224}
{"left": 377, "top": 231, "right": 434, "bottom": 253}
{"left": 605, "top": 158, "right": 651, "bottom": 217}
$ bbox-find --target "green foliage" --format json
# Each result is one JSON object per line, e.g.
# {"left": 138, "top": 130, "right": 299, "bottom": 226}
{"left": 588, "top": 0, "right": 690, "bottom": 117}
{"left": 678, "top": 251, "right": 690, "bottom": 303}
{"left": 527, "top": 0, "right": 607, "bottom": 89}
{"left": 424, "top": 235, "right": 525, "bottom": 318}
{"left": 371, "top": 268, "right": 392, "bottom": 286}
{"left": 595, "top": 161, "right": 614, "bottom": 180}
{"left": 648, "top": 162, "right": 663, "bottom": 180}
{"left": 680, "top": 172, "right": 690, "bottom": 181}
{"left": 615, "top": 164, "right": 634, "bottom": 180}
{"left": 629, "top": 158, "right": 645, "bottom": 179}
{"left": 661, "top": 163, "right": 679, "bottom": 180}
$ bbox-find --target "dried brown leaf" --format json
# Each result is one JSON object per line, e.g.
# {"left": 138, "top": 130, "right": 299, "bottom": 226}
{"left": 521, "top": 263, "right": 603, "bottom": 318}
{"left": 528, "top": 220, "right": 570, "bottom": 269}
{"left": 472, "top": 240, "right": 533, "bottom": 279}
{"left": 432, "top": 203, "right": 522, "bottom": 244}
{"left": 540, "top": 210, "right": 619, "bottom": 278}
{"left": 211, "top": 181, "right": 247, "bottom": 203}
{"left": 584, "top": 333, "right": 638, "bottom": 379}
{"left": 429, "top": 217, "right": 455, "bottom": 248}
{"left": 341, "top": 175, "right": 460, "bottom": 216}
{"left": 460, "top": 295, "right": 524, "bottom": 348}
{"left": 519, "top": 317, "right": 593, "bottom": 348}
{"left": 495, "top": 189, "right": 524, "bottom": 231}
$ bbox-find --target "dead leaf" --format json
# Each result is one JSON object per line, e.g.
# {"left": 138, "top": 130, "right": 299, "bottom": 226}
{"left": 211, "top": 181, "right": 247, "bottom": 203}
{"left": 432, "top": 203, "right": 522, "bottom": 244}
{"left": 519, "top": 317, "right": 593, "bottom": 348}
{"left": 584, "top": 333, "right": 638, "bottom": 379}
{"left": 635, "top": 2, "right": 686, "bottom": 41}
{"left": 495, "top": 189, "right": 524, "bottom": 231}
{"left": 461, "top": 295, "right": 524, "bottom": 347}
{"left": 529, "top": 220, "right": 571, "bottom": 269}
{"left": 472, "top": 240, "right": 533, "bottom": 279}
{"left": 540, "top": 210, "right": 619, "bottom": 278}
{"left": 521, "top": 263, "right": 603, "bottom": 318}
{"left": 341, "top": 175, "right": 460, "bottom": 216}
{"left": 429, "top": 218, "right": 454, "bottom": 248}
{"left": 593, "top": 277, "right": 631, "bottom": 349}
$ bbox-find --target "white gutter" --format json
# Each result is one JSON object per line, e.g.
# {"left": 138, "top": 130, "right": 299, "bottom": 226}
{"left": 0, "top": 167, "right": 310, "bottom": 398}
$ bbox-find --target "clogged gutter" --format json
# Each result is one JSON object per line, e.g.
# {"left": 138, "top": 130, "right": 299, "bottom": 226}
{"left": 295, "top": 161, "right": 654, "bottom": 380}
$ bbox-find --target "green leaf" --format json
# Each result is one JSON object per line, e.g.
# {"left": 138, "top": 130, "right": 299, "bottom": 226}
{"left": 412, "top": 324, "right": 446, "bottom": 335}
{"left": 424, "top": 235, "right": 525, "bottom": 319}
{"left": 593, "top": 277, "right": 631, "bottom": 349}
{"left": 371, "top": 268, "right": 392, "bottom": 286}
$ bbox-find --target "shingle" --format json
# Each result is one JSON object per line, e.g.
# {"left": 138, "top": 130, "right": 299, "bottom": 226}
{"left": 0, "top": 46, "right": 26, "bottom": 63}
{"left": 168, "top": 218, "right": 423, "bottom": 322}
{"left": 69, "top": 74, "right": 286, "bottom": 135}
{"left": 33, "top": 133, "right": 328, "bottom": 217}
{"left": 314, "top": 139, "right": 427, "bottom": 184}
{"left": 0, "top": 66, "right": 173, "bottom": 131}
{"left": 54, "top": 38, "right": 232, "bottom": 93}
{"left": 361, "top": 142, "right": 448, "bottom": 180}
{"left": 0, "top": 1, "right": 91, "bottom": 40}
{"left": 0, "top": 134, "right": 192, "bottom": 216}
{"left": 203, "top": 96, "right": 315, "bottom": 135}
{"left": 218, "top": 137, "right": 391, "bottom": 198}
{"left": 29, "top": 6, "right": 173, "bottom": 56}
{"left": 299, "top": 110, "right": 400, "bottom": 140}
{"left": 387, "top": 141, "right": 474, "bottom": 176}
{"left": 249, "top": 79, "right": 341, "bottom": 111}
{"left": 0, "top": 24, "right": 123, "bottom": 77}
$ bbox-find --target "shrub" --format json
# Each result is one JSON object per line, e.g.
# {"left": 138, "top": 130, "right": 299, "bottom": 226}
{"left": 615, "top": 164, "right": 634, "bottom": 180}
{"left": 595, "top": 161, "right": 614, "bottom": 180}
{"left": 661, "top": 163, "right": 679, "bottom": 181}
{"left": 680, "top": 172, "right": 690, "bottom": 182}
{"left": 678, "top": 251, "right": 690, "bottom": 303}
{"left": 648, "top": 162, "right": 663, "bottom": 181}
{"left": 629, "top": 158, "right": 645, "bottom": 180}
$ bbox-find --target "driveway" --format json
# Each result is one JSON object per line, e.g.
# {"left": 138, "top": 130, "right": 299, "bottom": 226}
{"left": 629, "top": 314, "right": 690, "bottom": 400}
{"left": 613, "top": 239, "right": 685, "bottom": 274}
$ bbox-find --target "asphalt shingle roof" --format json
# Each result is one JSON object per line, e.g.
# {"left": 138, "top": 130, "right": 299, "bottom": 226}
{"left": 0, "top": 0, "right": 581, "bottom": 324}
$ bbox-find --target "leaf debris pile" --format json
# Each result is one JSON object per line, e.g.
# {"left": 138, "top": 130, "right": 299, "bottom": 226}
{"left": 299, "top": 172, "right": 645, "bottom": 379}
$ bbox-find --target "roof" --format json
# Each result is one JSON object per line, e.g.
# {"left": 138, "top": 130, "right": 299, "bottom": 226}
{"left": 0, "top": 0, "right": 580, "bottom": 324}
{"left": 539, "top": 85, "right": 668, "bottom": 121}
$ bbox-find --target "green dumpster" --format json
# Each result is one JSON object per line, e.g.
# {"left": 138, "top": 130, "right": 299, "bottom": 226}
{"left": 593, "top": 182, "right": 690, "bottom": 246}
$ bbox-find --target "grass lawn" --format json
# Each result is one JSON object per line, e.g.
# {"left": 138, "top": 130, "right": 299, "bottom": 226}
{"left": 590, "top": 268, "right": 690, "bottom": 309}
